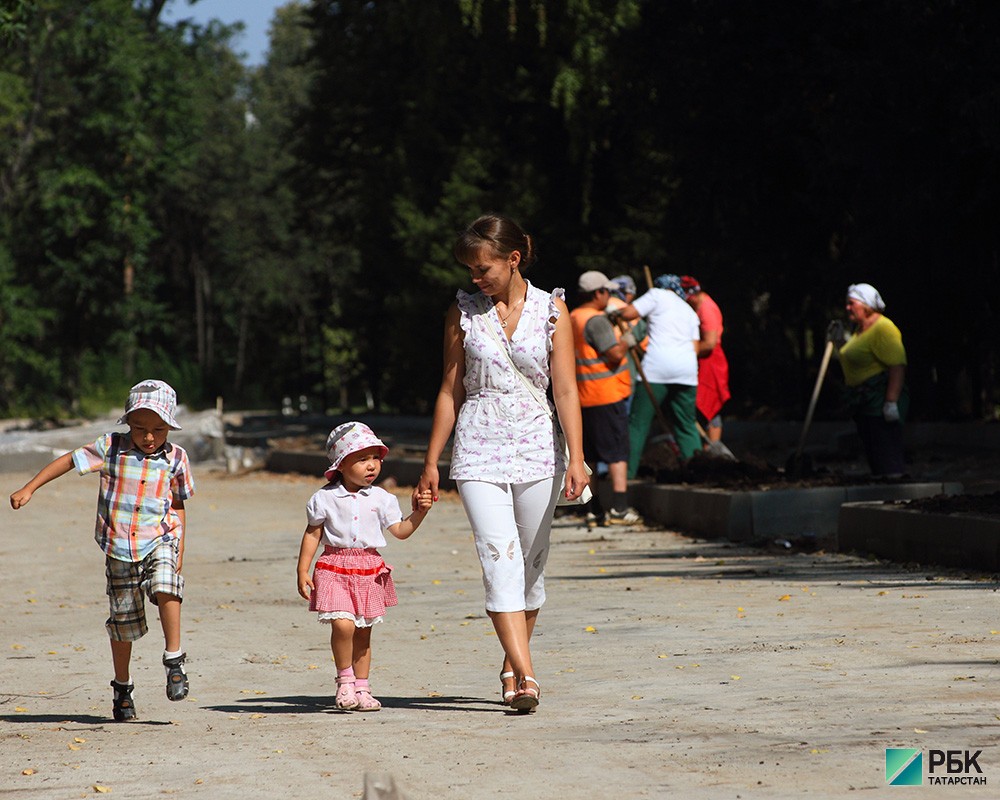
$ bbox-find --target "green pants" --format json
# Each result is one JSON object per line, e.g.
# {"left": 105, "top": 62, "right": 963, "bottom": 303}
{"left": 627, "top": 383, "right": 700, "bottom": 478}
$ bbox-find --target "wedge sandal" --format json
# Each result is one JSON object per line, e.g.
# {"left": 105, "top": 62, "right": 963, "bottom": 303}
{"left": 499, "top": 670, "right": 517, "bottom": 706}
{"left": 510, "top": 676, "right": 540, "bottom": 711}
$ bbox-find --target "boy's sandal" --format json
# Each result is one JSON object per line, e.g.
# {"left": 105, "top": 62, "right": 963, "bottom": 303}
{"left": 163, "top": 653, "right": 189, "bottom": 702}
{"left": 499, "top": 670, "right": 517, "bottom": 706}
{"left": 335, "top": 677, "right": 359, "bottom": 710}
{"left": 510, "top": 676, "right": 540, "bottom": 712}
{"left": 111, "top": 680, "right": 138, "bottom": 722}
{"left": 354, "top": 689, "right": 382, "bottom": 712}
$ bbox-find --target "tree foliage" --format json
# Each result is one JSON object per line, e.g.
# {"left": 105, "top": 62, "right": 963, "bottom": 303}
{"left": 0, "top": 0, "right": 997, "bottom": 420}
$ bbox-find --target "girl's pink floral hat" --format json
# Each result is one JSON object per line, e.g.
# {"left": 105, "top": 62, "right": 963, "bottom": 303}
{"left": 324, "top": 421, "right": 388, "bottom": 480}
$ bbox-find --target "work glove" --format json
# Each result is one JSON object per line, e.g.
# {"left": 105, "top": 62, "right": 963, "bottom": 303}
{"left": 620, "top": 330, "right": 637, "bottom": 349}
{"left": 826, "top": 320, "right": 847, "bottom": 346}
{"left": 882, "top": 401, "right": 900, "bottom": 422}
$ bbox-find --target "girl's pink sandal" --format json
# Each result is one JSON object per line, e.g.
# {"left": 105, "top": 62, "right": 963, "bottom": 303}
{"left": 335, "top": 677, "right": 358, "bottom": 710}
{"left": 353, "top": 679, "right": 381, "bottom": 711}
{"left": 354, "top": 689, "right": 382, "bottom": 711}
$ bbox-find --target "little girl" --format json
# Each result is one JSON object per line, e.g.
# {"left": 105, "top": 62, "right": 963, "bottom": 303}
{"left": 296, "top": 421, "right": 432, "bottom": 710}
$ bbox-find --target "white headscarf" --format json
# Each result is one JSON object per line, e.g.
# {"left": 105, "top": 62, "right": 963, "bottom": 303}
{"left": 847, "top": 283, "right": 885, "bottom": 312}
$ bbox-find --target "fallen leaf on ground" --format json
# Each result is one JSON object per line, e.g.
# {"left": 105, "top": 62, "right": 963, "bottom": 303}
{"left": 778, "top": 595, "right": 791, "bottom": 601}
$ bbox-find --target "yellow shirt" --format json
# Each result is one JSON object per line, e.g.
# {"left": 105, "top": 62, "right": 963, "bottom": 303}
{"left": 838, "top": 315, "right": 907, "bottom": 387}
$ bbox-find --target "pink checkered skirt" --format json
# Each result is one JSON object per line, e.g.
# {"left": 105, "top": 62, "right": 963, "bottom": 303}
{"left": 309, "top": 547, "right": 397, "bottom": 619}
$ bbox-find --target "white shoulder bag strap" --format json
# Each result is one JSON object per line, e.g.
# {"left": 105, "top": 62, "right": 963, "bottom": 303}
{"left": 481, "top": 311, "right": 553, "bottom": 417}
{"left": 480, "top": 310, "right": 593, "bottom": 503}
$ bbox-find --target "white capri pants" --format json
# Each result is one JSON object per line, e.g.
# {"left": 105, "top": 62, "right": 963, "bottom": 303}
{"left": 457, "top": 475, "right": 562, "bottom": 613}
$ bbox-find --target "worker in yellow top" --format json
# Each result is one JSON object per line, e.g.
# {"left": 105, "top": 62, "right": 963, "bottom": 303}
{"left": 571, "top": 271, "right": 641, "bottom": 526}
{"left": 830, "top": 282, "right": 909, "bottom": 477}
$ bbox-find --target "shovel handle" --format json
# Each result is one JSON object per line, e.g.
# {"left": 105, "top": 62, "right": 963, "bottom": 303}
{"left": 794, "top": 339, "right": 835, "bottom": 459}
{"left": 616, "top": 319, "right": 674, "bottom": 437}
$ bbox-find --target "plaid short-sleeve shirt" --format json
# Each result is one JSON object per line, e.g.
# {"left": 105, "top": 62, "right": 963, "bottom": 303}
{"left": 72, "top": 432, "right": 196, "bottom": 562}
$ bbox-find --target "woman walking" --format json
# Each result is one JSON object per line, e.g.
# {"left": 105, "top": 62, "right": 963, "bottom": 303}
{"left": 415, "top": 213, "right": 587, "bottom": 711}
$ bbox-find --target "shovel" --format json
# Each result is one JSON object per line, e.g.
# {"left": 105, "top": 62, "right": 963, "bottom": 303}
{"left": 787, "top": 338, "right": 835, "bottom": 476}
{"left": 617, "top": 320, "right": 735, "bottom": 460}
{"left": 696, "top": 420, "right": 738, "bottom": 461}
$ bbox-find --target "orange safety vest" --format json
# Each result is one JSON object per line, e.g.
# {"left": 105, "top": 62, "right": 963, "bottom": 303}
{"left": 570, "top": 306, "right": 632, "bottom": 408}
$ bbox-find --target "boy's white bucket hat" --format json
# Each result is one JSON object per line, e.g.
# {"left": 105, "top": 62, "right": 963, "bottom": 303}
{"left": 118, "top": 379, "right": 182, "bottom": 430}
{"left": 324, "top": 421, "right": 388, "bottom": 480}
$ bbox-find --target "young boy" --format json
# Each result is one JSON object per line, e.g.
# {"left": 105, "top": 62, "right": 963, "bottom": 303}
{"left": 10, "top": 379, "right": 196, "bottom": 721}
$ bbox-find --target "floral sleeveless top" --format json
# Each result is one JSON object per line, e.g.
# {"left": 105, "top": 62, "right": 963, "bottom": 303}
{"left": 449, "top": 282, "right": 567, "bottom": 483}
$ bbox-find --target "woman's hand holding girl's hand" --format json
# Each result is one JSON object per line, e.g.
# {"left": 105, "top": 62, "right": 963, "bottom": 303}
{"left": 413, "top": 465, "right": 439, "bottom": 510}
{"left": 414, "top": 489, "right": 434, "bottom": 512}
{"left": 296, "top": 572, "right": 314, "bottom": 601}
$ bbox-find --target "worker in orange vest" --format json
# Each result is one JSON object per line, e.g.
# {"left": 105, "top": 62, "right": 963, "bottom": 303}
{"left": 570, "top": 271, "right": 642, "bottom": 527}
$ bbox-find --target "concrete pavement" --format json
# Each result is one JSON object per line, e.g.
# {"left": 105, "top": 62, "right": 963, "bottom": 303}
{"left": 2, "top": 468, "right": 998, "bottom": 798}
